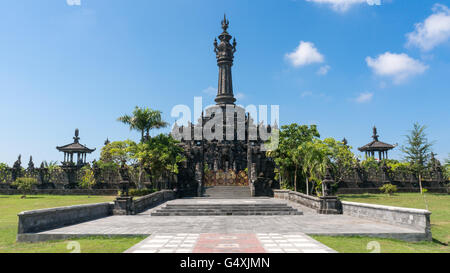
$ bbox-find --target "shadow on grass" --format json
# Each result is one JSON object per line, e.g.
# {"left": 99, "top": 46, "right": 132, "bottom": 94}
{"left": 20, "top": 196, "right": 44, "bottom": 199}
{"left": 338, "top": 193, "right": 402, "bottom": 199}
{"left": 432, "top": 238, "right": 449, "bottom": 246}
{"left": 338, "top": 194, "right": 377, "bottom": 199}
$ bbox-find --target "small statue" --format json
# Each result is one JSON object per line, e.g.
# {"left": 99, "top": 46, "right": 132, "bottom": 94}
{"left": 12, "top": 155, "right": 22, "bottom": 181}
{"left": 322, "top": 166, "right": 334, "bottom": 197}
{"left": 27, "top": 156, "right": 35, "bottom": 174}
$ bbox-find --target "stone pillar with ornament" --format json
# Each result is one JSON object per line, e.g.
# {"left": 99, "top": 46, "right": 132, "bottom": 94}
{"left": 113, "top": 163, "right": 134, "bottom": 215}
{"left": 318, "top": 166, "right": 342, "bottom": 214}
{"left": 195, "top": 162, "right": 203, "bottom": 197}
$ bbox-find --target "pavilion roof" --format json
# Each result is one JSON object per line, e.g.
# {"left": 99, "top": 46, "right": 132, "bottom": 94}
{"left": 56, "top": 129, "right": 96, "bottom": 153}
{"left": 358, "top": 126, "right": 396, "bottom": 152}
{"left": 358, "top": 140, "right": 395, "bottom": 152}
{"left": 56, "top": 142, "right": 96, "bottom": 153}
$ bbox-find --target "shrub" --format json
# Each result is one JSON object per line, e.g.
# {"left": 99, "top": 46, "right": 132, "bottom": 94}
{"left": 387, "top": 161, "right": 411, "bottom": 172}
{"left": 361, "top": 157, "right": 380, "bottom": 172}
{"left": 79, "top": 166, "right": 96, "bottom": 196}
{"left": 444, "top": 163, "right": 450, "bottom": 182}
{"left": 0, "top": 163, "right": 11, "bottom": 183}
{"left": 379, "top": 183, "right": 398, "bottom": 196}
{"left": 128, "top": 188, "right": 157, "bottom": 197}
{"left": 12, "top": 177, "right": 38, "bottom": 198}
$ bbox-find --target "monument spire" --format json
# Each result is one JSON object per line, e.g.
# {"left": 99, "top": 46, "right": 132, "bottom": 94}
{"left": 214, "top": 14, "right": 237, "bottom": 105}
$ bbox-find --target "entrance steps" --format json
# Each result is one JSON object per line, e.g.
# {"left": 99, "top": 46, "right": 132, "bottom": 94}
{"left": 203, "top": 186, "right": 251, "bottom": 199}
{"left": 151, "top": 202, "right": 303, "bottom": 216}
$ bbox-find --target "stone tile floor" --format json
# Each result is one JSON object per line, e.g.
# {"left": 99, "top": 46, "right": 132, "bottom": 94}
{"left": 124, "top": 232, "right": 336, "bottom": 253}
{"left": 33, "top": 198, "right": 425, "bottom": 250}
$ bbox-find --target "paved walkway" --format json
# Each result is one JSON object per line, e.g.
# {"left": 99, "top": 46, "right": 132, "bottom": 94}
{"left": 124, "top": 232, "right": 336, "bottom": 253}
{"left": 31, "top": 198, "right": 425, "bottom": 250}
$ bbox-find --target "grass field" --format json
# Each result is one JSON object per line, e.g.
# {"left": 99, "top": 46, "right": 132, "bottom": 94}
{"left": 0, "top": 195, "right": 145, "bottom": 253}
{"left": 313, "top": 193, "right": 450, "bottom": 253}
{"left": 1, "top": 193, "right": 448, "bottom": 253}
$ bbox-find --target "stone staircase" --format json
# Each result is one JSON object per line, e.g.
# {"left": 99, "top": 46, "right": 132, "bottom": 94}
{"left": 151, "top": 201, "right": 303, "bottom": 216}
{"left": 202, "top": 186, "right": 251, "bottom": 199}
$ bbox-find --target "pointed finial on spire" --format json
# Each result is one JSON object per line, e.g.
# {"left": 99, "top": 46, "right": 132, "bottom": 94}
{"left": 372, "top": 126, "right": 379, "bottom": 141}
{"left": 221, "top": 13, "right": 229, "bottom": 32}
{"left": 74, "top": 128, "right": 80, "bottom": 143}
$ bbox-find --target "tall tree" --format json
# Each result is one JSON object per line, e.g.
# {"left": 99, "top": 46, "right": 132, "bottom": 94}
{"left": 444, "top": 154, "right": 450, "bottom": 182}
{"left": 117, "top": 107, "right": 168, "bottom": 143}
{"left": 127, "top": 134, "right": 185, "bottom": 189}
{"left": 146, "top": 110, "right": 169, "bottom": 140}
{"left": 323, "top": 138, "right": 357, "bottom": 184}
{"left": 100, "top": 140, "right": 136, "bottom": 165}
{"left": 267, "top": 124, "right": 320, "bottom": 192}
{"left": 401, "top": 123, "right": 433, "bottom": 194}
{"left": 300, "top": 140, "right": 330, "bottom": 196}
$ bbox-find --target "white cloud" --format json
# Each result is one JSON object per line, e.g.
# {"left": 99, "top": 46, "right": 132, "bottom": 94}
{"left": 202, "top": 86, "right": 217, "bottom": 96}
{"left": 235, "top": 92, "right": 245, "bottom": 100}
{"left": 366, "top": 52, "right": 428, "bottom": 84}
{"left": 406, "top": 4, "right": 450, "bottom": 51}
{"left": 355, "top": 92, "right": 373, "bottom": 103}
{"left": 286, "top": 41, "right": 324, "bottom": 67}
{"left": 67, "top": 0, "right": 81, "bottom": 6}
{"left": 317, "top": 65, "right": 331, "bottom": 75}
{"left": 305, "top": 0, "right": 380, "bottom": 12}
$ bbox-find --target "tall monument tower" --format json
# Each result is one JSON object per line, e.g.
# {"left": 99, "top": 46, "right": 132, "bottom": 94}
{"left": 214, "top": 14, "right": 237, "bottom": 105}
{"left": 175, "top": 16, "right": 276, "bottom": 197}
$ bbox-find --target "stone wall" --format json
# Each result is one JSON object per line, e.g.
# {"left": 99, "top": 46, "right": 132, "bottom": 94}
{"left": 336, "top": 167, "right": 448, "bottom": 194}
{"left": 274, "top": 189, "right": 432, "bottom": 241}
{"left": 17, "top": 202, "right": 114, "bottom": 237}
{"left": 274, "top": 190, "right": 322, "bottom": 210}
{"left": 0, "top": 189, "right": 118, "bottom": 196}
{"left": 16, "top": 190, "right": 176, "bottom": 242}
{"left": 133, "top": 190, "right": 175, "bottom": 214}
{"left": 0, "top": 164, "right": 176, "bottom": 194}
{"left": 273, "top": 190, "right": 341, "bottom": 214}
{"left": 341, "top": 201, "right": 432, "bottom": 241}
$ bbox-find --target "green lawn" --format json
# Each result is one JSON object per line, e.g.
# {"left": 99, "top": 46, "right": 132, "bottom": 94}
{"left": 312, "top": 193, "right": 450, "bottom": 253}
{"left": 0, "top": 195, "right": 145, "bottom": 253}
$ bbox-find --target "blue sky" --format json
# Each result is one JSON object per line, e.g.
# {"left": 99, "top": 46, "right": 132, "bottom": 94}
{"left": 1, "top": 0, "right": 449, "bottom": 165}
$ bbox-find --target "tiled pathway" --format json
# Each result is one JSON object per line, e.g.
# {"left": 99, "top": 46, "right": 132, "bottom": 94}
{"left": 124, "top": 232, "right": 336, "bottom": 253}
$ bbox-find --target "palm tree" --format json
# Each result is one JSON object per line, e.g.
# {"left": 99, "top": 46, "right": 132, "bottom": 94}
{"left": 118, "top": 107, "right": 168, "bottom": 143}
{"left": 145, "top": 110, "right": 168, "bottom": 141}
{"left": 301, "top": 140, "right": 329, "bottom": 195}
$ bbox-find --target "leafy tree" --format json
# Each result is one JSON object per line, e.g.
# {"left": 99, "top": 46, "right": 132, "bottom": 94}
{"left": 300, "top": 139, "right": 330, "bottom": 196}
{"left": 117, "top": 107, "right": 168, "bottom": 143}
{"left": 267, "top": 124, "right": 320, "bottom": 192}
{"left": 401, "top": 123, "right": 433, "bottom": 194}
{"left": 79, "top": 165, "right": 96, "bottom": 197}
{"left": 0, "top": 163, "right": 11, "bottom": 183}
{"left": 361, "top": 157, "right": 380, "bottom": 172}
{"left": 128, "top": 134, "right": 185, "bottom": 189}
{"left": 386, "top": 160, "right": 411, "bottom": 172}
{"left": 12, "top": 177, "right": 38, "bottom": 198}
{"left": 100, "top": 140, "right": 137, "bottom": 165}
{"left": 444, "top": 155, "right": 450, "bottom": 182}
{"left": 323, "top": 138, "right": 357, "bottom": 183}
